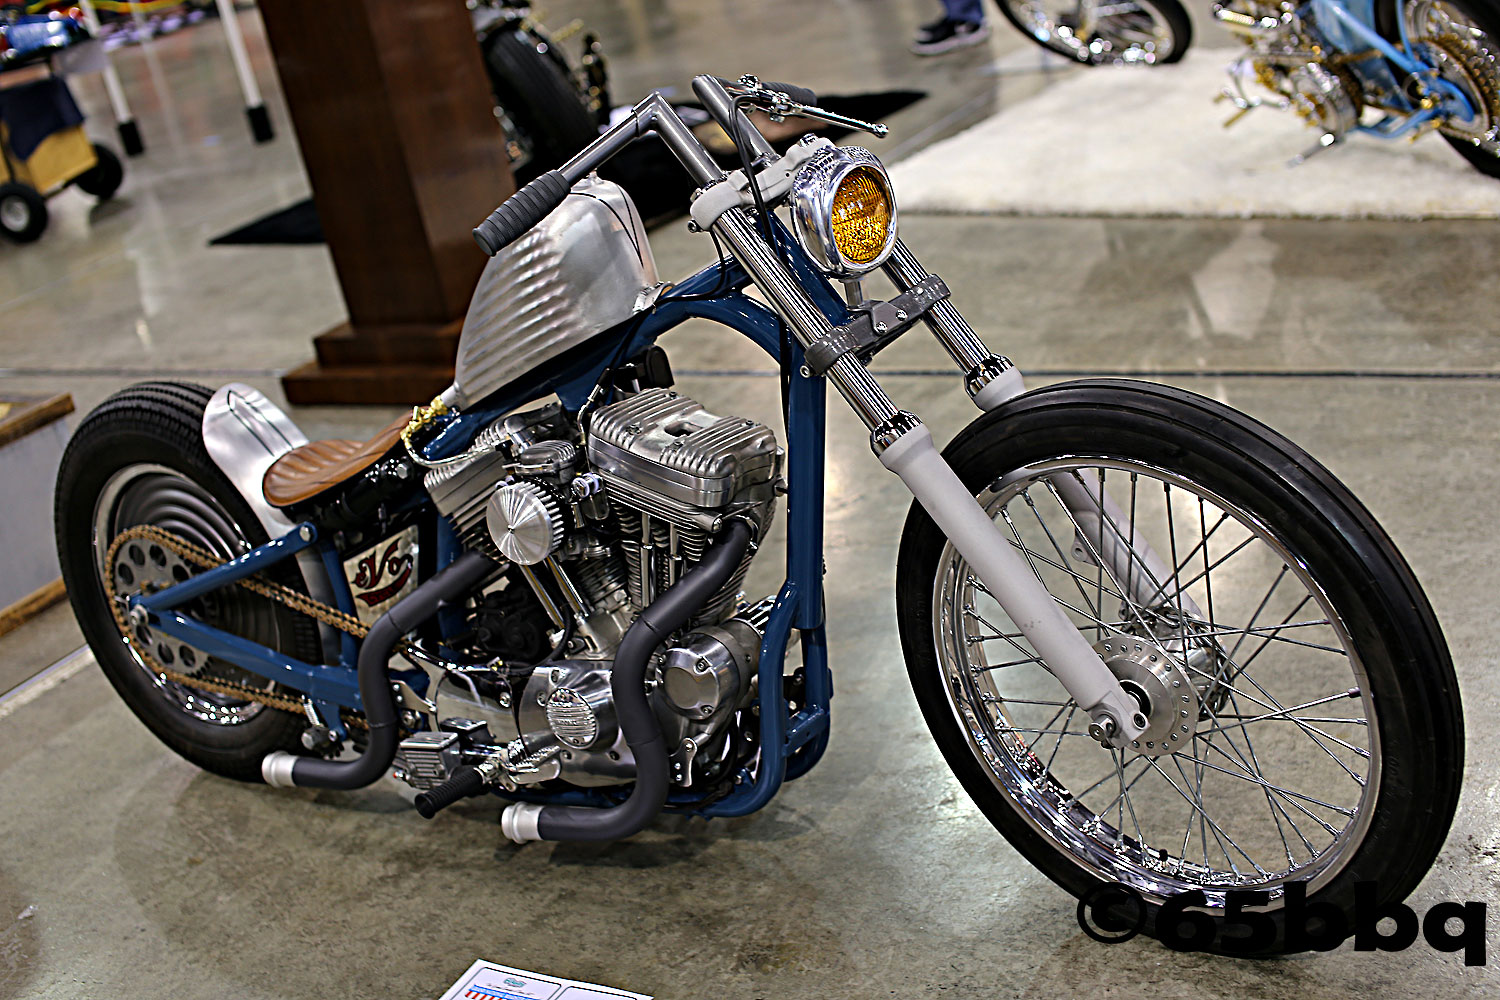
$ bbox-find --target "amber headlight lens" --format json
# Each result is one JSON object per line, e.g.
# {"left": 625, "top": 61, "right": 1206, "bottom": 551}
{"left": 829, "top": 167, "right": 892, "bottom": 266}
{"left": 791, "top": 146, "right": 898, "bottom": 276}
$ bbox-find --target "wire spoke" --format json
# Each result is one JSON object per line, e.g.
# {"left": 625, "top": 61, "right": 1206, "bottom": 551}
{"left": 1021, "top": 489, "right": 1108, "bottom": 624}
{"left": 935, "top": 458, "right": 1375, "bottom": 893}
{"left": 1184, "top": 741, "right": 1356, "bottom": 822}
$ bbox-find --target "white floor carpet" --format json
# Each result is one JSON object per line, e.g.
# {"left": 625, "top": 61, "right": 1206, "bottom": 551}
{"left": 889, "top": 49, "right": 1500, "bottom": 219}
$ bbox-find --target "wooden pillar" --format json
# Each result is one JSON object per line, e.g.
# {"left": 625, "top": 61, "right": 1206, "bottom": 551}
{"left": 258, "top": 0, "right": 514, "bottom": 405}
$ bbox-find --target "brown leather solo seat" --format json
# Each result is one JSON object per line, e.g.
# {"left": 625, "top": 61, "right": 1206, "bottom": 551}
{"left": 262, "top": 413, "right": 409, "bottom": 507}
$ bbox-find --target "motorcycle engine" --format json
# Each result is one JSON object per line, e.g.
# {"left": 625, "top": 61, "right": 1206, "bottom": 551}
{"left": 1222, "top": 1, "right": 1365, "bottom": 141}
{"left": 403, "top": 387, "right": 781, "bottom": 793}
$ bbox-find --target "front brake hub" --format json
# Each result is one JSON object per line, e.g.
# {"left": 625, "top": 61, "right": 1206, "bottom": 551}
{"left": 1093, "top": 633, "right": 1197, "bottom": 756}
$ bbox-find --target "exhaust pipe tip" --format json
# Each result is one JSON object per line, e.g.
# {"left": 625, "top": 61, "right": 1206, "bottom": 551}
{"left": 261, "top": 751, "right": 299, "bottom": 788}
{"left": 501, "top": 802, "right": 546, "bottom": 843}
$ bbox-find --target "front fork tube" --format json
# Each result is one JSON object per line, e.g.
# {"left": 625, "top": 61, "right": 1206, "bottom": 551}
{"left": 715, "top": 208, "right": 1146, "bottom": 746}
{"left": 883, "top": 241, "right": 1203, "bottom": 618}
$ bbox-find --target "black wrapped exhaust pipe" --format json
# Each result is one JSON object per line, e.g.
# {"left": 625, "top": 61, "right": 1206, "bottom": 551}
{"left": 261, "top": 550, "right": 494, "bottom": 790}
{"left": 501, "top": 518, "right": 754, "bottom": 843}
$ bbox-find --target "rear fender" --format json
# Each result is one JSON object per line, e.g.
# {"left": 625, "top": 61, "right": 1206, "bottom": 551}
{"left": 201, "top": 384, "right": 339, "bottom": 659}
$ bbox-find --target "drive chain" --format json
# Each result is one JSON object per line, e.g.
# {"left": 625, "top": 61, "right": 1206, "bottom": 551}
{"left": 104, "top": 524, "right": 374, "bottom": 728}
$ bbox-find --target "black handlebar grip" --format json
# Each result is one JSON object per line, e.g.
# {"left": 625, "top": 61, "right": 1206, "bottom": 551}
{"left": 413, "top": 765, "right": 487, "bottom": 818}
{"left": 472, "top": 169, "right": 571, "bottom": 257}
{"left": 763, "top": 81, "right": 817, "bottom": 106}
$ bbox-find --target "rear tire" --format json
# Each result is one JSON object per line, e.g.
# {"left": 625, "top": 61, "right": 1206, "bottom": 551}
{"left": 896, "top": 379, "right": 1461, "bottom": 954}
{"left": 480, "top": 26, "right": 599, "bottom": 184}
{"left": 1376, "top": 0, "right": 1500, "bottom": 178}
{"left": 54, "top": 381, "right": 317, "bottom": 782}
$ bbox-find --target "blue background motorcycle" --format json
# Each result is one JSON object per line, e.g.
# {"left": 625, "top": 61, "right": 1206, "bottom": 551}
{"left": 1216, "top": 0, "right": 1500, "bottom": 173}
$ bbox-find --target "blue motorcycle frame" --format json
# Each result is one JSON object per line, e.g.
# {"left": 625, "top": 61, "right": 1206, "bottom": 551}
{"left": 130, "top": 239, "right": 842, "bottom": 819}
{"left": 1314, "top": 0, "right": 1476, "bottom": 138}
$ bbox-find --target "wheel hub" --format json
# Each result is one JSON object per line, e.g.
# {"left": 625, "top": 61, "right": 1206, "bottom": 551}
{"left": 111, "top": 537, "right": 210, "bottom": 677}
{"left": 0, "top": 195, "right": 29, "bottom": 232}
{"left": 1094, "top": 632, "right": 1198, "bottom": 756}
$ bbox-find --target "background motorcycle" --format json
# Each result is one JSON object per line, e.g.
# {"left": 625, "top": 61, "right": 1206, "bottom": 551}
{"left": 994, "top": 0, "right": 1193, "bottom": 64}
{"left": 1216, "top": 0, "right": 1500, "bottom": 175}
{"left": 472, "top": 0, "right": 609, "bottom": 183}
{"left": 55, "top": 74, "right": 1462, "bottom": 954}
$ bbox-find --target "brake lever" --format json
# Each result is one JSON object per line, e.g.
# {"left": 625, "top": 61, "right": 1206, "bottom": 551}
{"left": 729, "top": 74, "right": 890, "bottom": 139}
{"left": 774, "top": 100, "right": 889, "bottom": 139}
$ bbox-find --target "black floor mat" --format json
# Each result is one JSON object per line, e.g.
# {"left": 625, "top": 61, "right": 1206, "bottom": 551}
{"left": 208, "top": 90, "right": 926, "bottom": 246}
{"left": 209, "top": 197, "right": 325, "bottom": 245}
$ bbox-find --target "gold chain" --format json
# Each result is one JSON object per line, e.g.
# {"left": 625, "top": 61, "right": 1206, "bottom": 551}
{"left": 1431, "top": 31, "right": 1500, "bottom": 128}
{"left": 399, "top": 395, "right": 449, "bottom": 452}
{"left": 104, "top": 524, "right": 376, "bottom": 728}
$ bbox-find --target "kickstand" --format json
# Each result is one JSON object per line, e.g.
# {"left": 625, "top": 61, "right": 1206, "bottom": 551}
{"left": 1287, "top": 132, "right": 1339, "bottom": 167}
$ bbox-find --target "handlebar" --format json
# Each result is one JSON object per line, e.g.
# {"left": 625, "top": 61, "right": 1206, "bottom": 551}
{"left": 471, "top": 74, "right": 831, "bottom": 257}
{"left": 472, "top": 169, "right": 570, "bottom": 257}
{"left": 715, "top": 77, "right": 818, "bottom": 106}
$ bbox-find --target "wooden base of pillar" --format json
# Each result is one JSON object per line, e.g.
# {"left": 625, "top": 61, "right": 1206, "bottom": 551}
{"left": 280, "top": 319, "right": 463, "bottom": 405}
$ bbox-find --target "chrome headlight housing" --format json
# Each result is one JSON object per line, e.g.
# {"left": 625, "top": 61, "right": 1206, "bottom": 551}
{"left": 790, "top": 146, "right": 898, "bottom": 277}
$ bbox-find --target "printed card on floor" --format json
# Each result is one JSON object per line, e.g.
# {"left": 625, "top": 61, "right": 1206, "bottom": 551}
{"left": 439, "top": 959, "right": 652, "bottom": 1000}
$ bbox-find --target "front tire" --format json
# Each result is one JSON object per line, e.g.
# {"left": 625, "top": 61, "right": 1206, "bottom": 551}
{"left": 55, "top": 381, "right": 318, "bottom": 782}
{"left": 896, "top": 379, "right": 1461, "bottom": 954}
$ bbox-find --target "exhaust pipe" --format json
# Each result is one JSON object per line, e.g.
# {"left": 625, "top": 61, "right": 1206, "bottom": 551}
{"left": 501, "top": 518, "right": 754, "bottom": 843}
{"left": 261, "top": 550, "right": 494, "bottom": 790}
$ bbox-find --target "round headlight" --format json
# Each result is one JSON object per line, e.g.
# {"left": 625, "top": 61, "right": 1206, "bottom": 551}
{"left": 790, "top": 147, "right": 898, "bottom": 277}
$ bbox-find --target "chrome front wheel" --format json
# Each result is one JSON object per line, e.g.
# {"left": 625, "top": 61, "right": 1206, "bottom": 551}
{"left": 932, "top": 459, "right": 1376, "bottom": 902}
{"left": 895, "top": 380, "right": 1461, "bottom": 953}
{"left": 994, "top": 0, "right": 1192, "bottom": 65}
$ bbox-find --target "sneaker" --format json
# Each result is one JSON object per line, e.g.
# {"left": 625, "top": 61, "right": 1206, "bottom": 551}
{"left": 911, "top": 18, "right": 991, "bottom": 55}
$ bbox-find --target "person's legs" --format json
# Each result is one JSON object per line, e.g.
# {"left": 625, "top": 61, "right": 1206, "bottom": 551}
{"left": 942, "top": 0, "right": 986, "bottom": 22}
{"left": 912, "top": 2, "right": 991, "bottom": 54}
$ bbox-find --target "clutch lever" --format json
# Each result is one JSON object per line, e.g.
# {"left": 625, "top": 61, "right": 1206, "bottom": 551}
{"left": 723, "top": 74, "right": 890, "bottom": 139}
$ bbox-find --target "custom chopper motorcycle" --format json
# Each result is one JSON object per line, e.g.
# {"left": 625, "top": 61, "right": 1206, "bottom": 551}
{"left": 1214, "top": 0, "right": 1500, "bottom": 174}
{"left": 994, "top": 0, "right": 1193, "bottom": 65}
{"left": 56, "top": 75, "right": 1462, "bottom": 953}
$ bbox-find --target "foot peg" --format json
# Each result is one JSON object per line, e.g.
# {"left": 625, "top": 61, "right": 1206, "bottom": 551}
{"left": 413, "top": 765, "right": 487, "bottom": 818}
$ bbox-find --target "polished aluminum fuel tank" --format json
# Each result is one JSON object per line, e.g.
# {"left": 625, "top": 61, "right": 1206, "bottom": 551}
{"left": 446, "top": 174, "right": 658, "bottom": 409}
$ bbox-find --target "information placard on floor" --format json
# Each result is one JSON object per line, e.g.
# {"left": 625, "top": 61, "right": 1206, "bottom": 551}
{"left": 439, "top": 959, "right": 652, "bottom": 1000}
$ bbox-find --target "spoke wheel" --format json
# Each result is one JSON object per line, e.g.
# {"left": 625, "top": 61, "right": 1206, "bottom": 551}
{"left": 934, "top": 459, "right": 1376, "bottom": 901}
{"left": 994, "top": 0, "right": 1192, "bottom": 65}
{"left": 896, "top": 380, "right": 1461, "bottom": 953}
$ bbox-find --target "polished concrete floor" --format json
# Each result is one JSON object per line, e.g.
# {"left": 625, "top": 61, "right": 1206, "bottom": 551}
{"left": 1, "top": 3, "right": 1498, "bottom": 999}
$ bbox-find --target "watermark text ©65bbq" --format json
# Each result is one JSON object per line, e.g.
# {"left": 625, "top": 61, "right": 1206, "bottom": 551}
{"left": 1078, "top": 882, "right": 1487, "bottom": 964}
